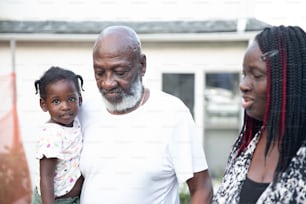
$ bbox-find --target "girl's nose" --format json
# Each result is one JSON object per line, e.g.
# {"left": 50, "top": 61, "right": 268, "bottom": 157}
{"left": 61, "top": 101, "right": 70, "bottom": 110}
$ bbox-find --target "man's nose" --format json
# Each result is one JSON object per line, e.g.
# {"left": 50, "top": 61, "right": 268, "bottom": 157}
{"left": 101, "top": 75, "right": 117, "bottom": 89}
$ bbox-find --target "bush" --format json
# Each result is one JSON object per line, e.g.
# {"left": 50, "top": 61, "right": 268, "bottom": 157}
{"left": 179, "top": 192, "right": 190, "bottom": 204}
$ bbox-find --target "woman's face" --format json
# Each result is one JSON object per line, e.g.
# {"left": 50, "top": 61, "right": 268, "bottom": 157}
{"left": 240, "top": 40, "right": 267, "bottom": 121}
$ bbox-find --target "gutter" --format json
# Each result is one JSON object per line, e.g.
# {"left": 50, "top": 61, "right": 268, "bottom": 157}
{"left": 0, "top": 32, "right": 258, "bottom": 43}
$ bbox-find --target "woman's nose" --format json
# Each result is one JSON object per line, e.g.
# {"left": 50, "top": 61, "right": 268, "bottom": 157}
{"left": 239, "top": 76, "right": 251, "bottom": 92}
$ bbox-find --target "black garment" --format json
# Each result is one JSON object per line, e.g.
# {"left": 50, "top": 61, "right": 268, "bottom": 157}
{"left": 239, "top": 176, "right": 269, "bottom": 204}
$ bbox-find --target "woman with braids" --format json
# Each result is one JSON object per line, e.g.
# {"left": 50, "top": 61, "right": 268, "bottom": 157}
{"left": 213, "top": 25, "right": 306, "bottom": 204}
{"left": 31, "top": 66, "right": 84, "bottom": 204}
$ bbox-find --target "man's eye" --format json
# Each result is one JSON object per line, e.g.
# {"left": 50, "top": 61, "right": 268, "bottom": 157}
{"left": 94, "top": 69, "right": 105, "bottom": 78}
{"left": 115, "top": 68, "right": 130, "bottom": 76}
{"left": 116, "top": 71, "right": 126, "bottom": 76}
{"left": 96, "top": 71, "right": 104, "bottom": 76}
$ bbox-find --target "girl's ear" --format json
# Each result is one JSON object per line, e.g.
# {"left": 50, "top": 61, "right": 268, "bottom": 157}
{"left": 40, "top": 98, "right": 48, "bottom": 112}
{"left": 79, "top": 95, "right": 83, "bottom": 106}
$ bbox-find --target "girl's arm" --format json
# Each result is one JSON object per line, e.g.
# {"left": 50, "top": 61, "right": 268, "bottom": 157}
{"left": 40, "top": 156, "right": 57, "bottom": 204}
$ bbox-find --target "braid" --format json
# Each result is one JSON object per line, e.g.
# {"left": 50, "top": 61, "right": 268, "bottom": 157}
{"left": 76, "top": 75, "right": 85, "bottom": 92}
{"left": 253, "top": 26, "right": 306, "bottom": 177}
{"left": 237, "top": 26, "right": 306, "bottom": 180}
{"left": 236, "top": 113, "right": 262, "bottom": 156}
{"left": 278, "top": 26, "right": 306, "bottom": 172}
{"left": 256, "top": 27, "right": 283, "bottom": 157}
{"left": 34, "top": 66, "right": 84, "bottom": 99}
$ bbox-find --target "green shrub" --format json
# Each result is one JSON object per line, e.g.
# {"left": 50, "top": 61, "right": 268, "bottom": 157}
{"left": 179, "top": 192, "right": 190, "bottom": 204}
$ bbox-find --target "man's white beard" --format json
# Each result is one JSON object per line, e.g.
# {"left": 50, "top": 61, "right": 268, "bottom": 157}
{"left": 101, "top": 77, "right": 143, "bottom": 113}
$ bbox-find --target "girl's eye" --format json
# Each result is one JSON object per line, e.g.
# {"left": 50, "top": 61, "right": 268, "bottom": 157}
{"left": 68, "top": 97, "right": 77, "bottom": 102}
{"left": 52, "top": 99, "right": 60, "bottom": 105}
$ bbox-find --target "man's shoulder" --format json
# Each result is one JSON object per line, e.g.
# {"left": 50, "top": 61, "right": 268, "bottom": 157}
{"left": 151, "top": 88, "right": 181, "bottom": 101}
{"left": 150, "top": 88, "right": 189, "bottom": 111}
{"left": 78, "top": 94, "right": 106, "bottom": 123}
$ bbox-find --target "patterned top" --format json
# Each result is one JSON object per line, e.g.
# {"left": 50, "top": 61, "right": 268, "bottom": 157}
{"left": 35, "top": 118, "right": 82, "bottom": 197}
{"left": 213, "top": 128, "right": 306, "bottom": 204}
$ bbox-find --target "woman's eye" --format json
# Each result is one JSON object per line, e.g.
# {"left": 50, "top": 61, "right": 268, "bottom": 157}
{"left": 253, "top": 74, "right": 262, "bottom": 79}
{"left": 252, "top": 71, "right": 265, "bottom": 80}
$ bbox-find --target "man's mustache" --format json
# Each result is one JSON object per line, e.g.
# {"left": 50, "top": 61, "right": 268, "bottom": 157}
{"left": 100, "top": 87, "right": 123, "bottom": 95}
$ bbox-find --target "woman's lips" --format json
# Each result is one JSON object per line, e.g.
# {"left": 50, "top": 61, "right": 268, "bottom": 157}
{"left": 241, "top": 96, "right": 253, "bottom": 109}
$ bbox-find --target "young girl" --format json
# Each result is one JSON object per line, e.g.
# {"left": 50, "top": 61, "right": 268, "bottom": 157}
{"left": 31, "top": 66, "right": 84, "bottom": 204}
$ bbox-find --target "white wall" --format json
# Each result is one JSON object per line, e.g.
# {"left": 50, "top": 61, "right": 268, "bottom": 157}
{"left": 8, "top": 39, "right": 248, "bottom": 184}
{"left": 0, "top": 42, "right": 12, "bottom": 75}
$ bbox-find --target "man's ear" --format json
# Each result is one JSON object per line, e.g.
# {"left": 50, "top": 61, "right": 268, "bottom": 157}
{"left": 140, "top": 54, "right": 146, "bottom": 77}
{"left": 39, "top": 98, "right": 48, "bottom": 112}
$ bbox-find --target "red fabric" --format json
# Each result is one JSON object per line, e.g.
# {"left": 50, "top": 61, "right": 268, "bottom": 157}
{"left": 0, "top": 73, "right": 32, "bottom": 204}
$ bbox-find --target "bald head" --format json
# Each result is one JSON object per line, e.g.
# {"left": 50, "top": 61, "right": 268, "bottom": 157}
{"left": 93, "top": 26, "right": 142, "bottom": 58}
{"left": 92, "top": 26, "right": 147, "bottom": 114}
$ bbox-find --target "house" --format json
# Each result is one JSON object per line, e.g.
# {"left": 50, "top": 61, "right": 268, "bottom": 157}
{"left": 0, "top": 18, "right": 270, "bottom": 181}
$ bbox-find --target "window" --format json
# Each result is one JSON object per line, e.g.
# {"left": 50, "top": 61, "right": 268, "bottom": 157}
{"left": 162, "top": 73, "right": 195, "bottom": 117}
{"left": 204, "top": 73, "right": 240, "bottom": 127}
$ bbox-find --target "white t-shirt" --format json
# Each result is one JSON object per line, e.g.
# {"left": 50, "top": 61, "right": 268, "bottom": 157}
{"left": 79, "top": 89, "right": 208, "bottom": 204}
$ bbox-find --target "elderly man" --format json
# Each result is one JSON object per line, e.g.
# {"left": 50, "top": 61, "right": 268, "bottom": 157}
{"left": 79, "top": 25, "right": 213, "bottom": 203}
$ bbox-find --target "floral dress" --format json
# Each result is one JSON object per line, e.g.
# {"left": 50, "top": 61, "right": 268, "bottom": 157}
{"left": 213, "top": 129, "right": 306, "bottom": 204}
{"left": 35, "top": 118, "right": 82, "bottom": 197}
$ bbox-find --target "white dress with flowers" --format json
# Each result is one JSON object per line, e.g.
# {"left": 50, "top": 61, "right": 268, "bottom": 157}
{"left": 35, "top": 118, "right": 82, "bottom": 197}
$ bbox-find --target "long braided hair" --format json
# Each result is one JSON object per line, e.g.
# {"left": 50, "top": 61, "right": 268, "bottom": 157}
{"left": 236, "top": 26, "right": 306, "bottom": 176}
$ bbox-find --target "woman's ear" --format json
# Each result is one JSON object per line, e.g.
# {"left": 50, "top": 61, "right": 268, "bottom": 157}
{"left": 39, "top": 98, "right": 48, "bottom": 112}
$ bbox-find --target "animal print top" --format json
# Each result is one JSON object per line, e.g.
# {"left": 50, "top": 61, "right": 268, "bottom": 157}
{"left": 213, "top": 129, "right": 306, "bottom": 204}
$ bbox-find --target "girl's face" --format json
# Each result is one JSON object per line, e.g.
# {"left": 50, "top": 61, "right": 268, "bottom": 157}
{"left": 40, "top": 79, "right": 82, "bottom": 127}
{"left": 240, "top": 40, "right": 267, "bottom": 121}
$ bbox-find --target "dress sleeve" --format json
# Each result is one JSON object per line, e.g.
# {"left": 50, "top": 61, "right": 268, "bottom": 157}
{"left": 36, "top": 125, "right": 64, "bottom": 160}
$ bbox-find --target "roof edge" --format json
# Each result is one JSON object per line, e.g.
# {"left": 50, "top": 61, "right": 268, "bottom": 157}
{"left": 0, "top": 18, "right": 270, "bottom": 35}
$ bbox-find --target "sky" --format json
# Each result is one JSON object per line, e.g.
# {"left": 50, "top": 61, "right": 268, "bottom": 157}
{"left": 0, "top": 0, "right": 305, "bottom": 29}
{"left": 254, "top": 0, "right": 306, "bottom": 29}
